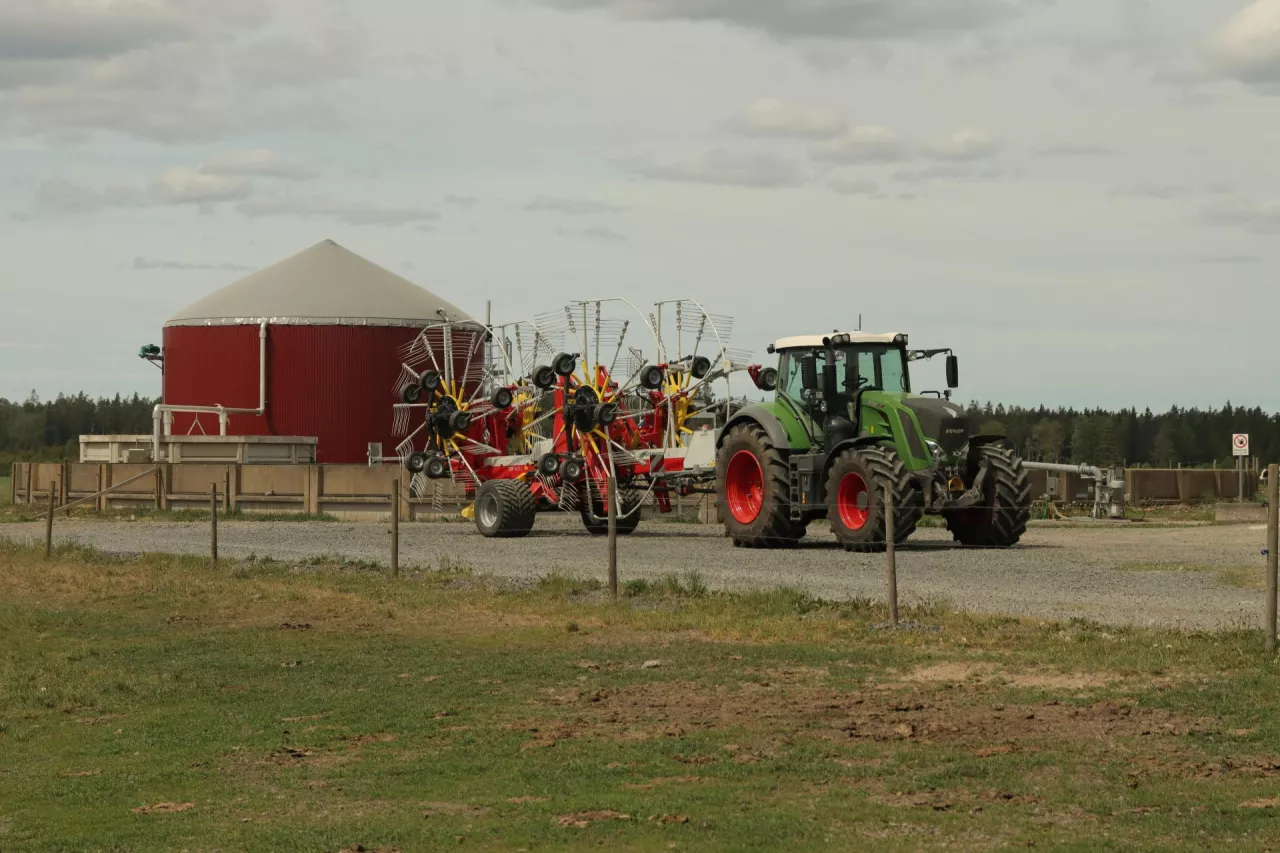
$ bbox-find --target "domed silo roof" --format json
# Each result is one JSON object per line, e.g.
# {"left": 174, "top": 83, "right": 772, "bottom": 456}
{"left": 160, "top": 239, "right": 479, "bottom": 464}
{"left": 166, "top": 239, "right": 474, "bottom": 327}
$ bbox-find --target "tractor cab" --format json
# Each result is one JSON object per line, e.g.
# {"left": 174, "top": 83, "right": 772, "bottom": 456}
{"left": 761, "top": 332, "right": 965, "bottom": 470}
{"left": 767, "top": 332, "right": 914, "bottom": 440}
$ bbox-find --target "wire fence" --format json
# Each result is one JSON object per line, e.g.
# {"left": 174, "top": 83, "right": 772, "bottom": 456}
{"left": 10, "top": 463, "right": 1280, "bottom": 652}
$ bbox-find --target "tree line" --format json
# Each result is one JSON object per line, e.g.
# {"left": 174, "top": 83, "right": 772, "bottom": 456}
{"left": 1, "top": 392, "right": 1276, "bottom": 470}
{"left": 967, "top": 402, "right": 1276, "bottom": 468}
{"left": 0, "top": 392, "right": 157, "bottom": 467}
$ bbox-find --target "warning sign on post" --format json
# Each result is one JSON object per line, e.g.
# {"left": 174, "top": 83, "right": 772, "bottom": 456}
{"left": 1233, "top": 434, "right": 1250, "bottom": 457}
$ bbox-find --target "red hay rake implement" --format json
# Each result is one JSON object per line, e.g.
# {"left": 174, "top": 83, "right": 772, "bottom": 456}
{"left": 388, "top": 298, "right": 776, "bottom": 537}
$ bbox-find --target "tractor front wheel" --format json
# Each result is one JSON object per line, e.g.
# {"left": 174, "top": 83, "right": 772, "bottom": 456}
{"left": 825, "top": 445, "right": 917, "bottom": 552}
{"left": 717, "top": 423, "right": 804, "bottom": 548}
{"left": 943, "top": 445, "right": 1031, "bottom": 547}
{"left": 473, "top": 480, "right": 537, "bottom": 538}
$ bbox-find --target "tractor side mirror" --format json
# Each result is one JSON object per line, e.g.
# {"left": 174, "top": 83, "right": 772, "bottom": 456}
{"left": 945, "top": 354, "right": 959, "bottom": 389}
{"left": 800, "top": 355, "right": 819, "bottom": 391}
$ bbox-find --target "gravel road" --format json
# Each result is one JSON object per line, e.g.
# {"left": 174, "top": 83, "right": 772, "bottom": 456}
{"left": 2, "top": 517, "right": 1269, "bottom": 631}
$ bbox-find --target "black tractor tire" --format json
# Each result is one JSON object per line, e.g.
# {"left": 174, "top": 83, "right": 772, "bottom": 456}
{"left": 824, "top": 444, "right": 918, "bottom": 552}
{"left": 717, "top": 422, "right": 804, "bottom": 549}
{"left": 895, "top": 485, "right": 926, "bottom": 542}
{"left": 944, "top": 445, "right": 1031, "bottom": 547}
{"left": 473, "top": 480, "right": 537, "bottom": 538}
{"left": 580, "top": 490, "right": 642, "bottom": 536}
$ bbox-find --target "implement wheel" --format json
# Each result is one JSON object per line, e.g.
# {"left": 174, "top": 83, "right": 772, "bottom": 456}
{"left": 716, "top": 423, "right": 804, "bottom": 548}
{"left": 944, "top": 445, "right": 1031, "bottom": 547}
{"left": 825, "top": 444, "right": 917, "bottom": 553}
{"left": 473, "top": 480, "right": 536, "bottom": 538}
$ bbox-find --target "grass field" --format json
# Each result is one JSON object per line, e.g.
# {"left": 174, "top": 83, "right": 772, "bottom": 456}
{"left": 3, "top": 542, "right": 1280, "bottom": 851}
{"left": 0, "top": 475, "right": 10, "bottom": 506}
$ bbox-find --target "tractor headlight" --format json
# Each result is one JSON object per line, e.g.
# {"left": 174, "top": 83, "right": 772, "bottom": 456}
{"left": 926, "top": 438, "right": 946, "bottom": 462}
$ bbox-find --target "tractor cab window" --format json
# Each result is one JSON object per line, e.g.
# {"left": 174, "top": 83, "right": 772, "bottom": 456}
{"left": 778, "top": 349, "right": 820, "bottom": 409}
{"left": 840, "top": 345, "right": 909, "bottom": 394}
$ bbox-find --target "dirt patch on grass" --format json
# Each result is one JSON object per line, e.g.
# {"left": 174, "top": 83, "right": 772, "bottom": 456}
{"left": 421, "top": 802, "right": 489, "bottom": 817}
{"left": 622, "top": 775, "right": 707, "bottom": 790}
{"left": 897, "top": 662, "right": 1121, "bottom": 691}
{"left": 509, "top": 678, "right": 1219, "bottom": 762}
{"left": 555, "top": 810, "right": 632, "bottom": 828}
{"left": 132, "top": 802, "right": 195, "bottom": 815}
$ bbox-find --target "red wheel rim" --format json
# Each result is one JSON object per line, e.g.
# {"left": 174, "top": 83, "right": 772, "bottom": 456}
{"left": 725, "top": 450, "right": 764, "bottom": 524}
{"left": 837, "top": 472, "right": 870, "bottom": 531}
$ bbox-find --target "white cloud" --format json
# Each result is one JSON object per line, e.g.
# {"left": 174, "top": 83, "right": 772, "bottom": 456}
{"left": 729, "top": 97, "right": 847, "bottom": 139}
{"left": 536, "top": 0, "right": 1019, "bottom": 42}
{"left": 894, "top": 163, "right": 1005, "bottom": 183}
{"left": 235, "top": 191, "right": 439, "bottom": 226}
{"left": 1112, "top": 181, "right": 1233, "bottom": 200}
{"left": 1033, "top": 143, "right": 1117, "bottom": 158}
{"left": 32, "top": 168, "right": 250, "bottom": 213}
{"left": 150, "top": 167, "right": 252, "bottom": 205}
{"left": 133, "top": 257, "right": 254, "bottom": 271}
{"left": 810, "top": 126, "right": 905, "bottom": 163}
{"left": 202, "top": 148, "right": 318, "bottom": 181}
{"left": 0, "top": 0, "right": 195, "bottom": 61}
{"left": 29, "top": 148, "right": 316, "bottom": 214}
{"left": 555, "top": 225, "right": 628, "bottom": 244}
{"left": 0, "top": 1, "right": 364, "bottom": 142}
{"left": 828, "top": 176, "right": 879, "bottom": 195}
{"left": 1210, "top": 0, "right": 1280, "bottom": 84}
{"left": 628, "top": 149, "right": 809, "bottom": 188}
{"left": 927, "top": 128, "right": 1000, "bottom": 161}
{"left": 527, "top": 196, "right": 627, "bottom": 214}
{"left": 1199, "top": 198, "right": 1280, "bottom": 233}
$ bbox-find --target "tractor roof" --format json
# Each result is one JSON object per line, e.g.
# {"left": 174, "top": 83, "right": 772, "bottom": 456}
{"left": 771, "top": 332, "right": 906, "bottom": 351}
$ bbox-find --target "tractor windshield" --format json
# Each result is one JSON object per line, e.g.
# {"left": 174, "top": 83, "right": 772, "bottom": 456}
{"left": 836, "top": 345, "right": 910, "bottom": 394}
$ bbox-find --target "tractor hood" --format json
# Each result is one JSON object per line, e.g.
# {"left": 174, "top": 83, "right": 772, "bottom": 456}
{"left": 901, "top": 397, "right": 970, "bottom": 455}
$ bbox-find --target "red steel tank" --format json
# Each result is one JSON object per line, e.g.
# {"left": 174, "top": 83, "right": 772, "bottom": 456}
{"left": 161, "top": 239, "right": 474, "bottom": 463}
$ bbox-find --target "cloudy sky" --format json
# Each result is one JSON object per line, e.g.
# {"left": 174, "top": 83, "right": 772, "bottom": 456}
{"left": 2, "top": 0, "right": 1278, "bottom": 412}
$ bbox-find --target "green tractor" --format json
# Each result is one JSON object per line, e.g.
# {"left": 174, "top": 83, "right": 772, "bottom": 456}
{"left": 716, "top": 331, "right": 1031, "bottom": 551}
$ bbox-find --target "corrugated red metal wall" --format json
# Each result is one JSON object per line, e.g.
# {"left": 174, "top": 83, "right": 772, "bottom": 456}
{"left": 163, "top": 324, "right": 427, "bottom": 463}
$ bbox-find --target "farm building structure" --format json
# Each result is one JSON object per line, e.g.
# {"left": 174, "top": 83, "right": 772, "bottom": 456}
{"left": 161, "top": 239, "right": 474, "bottom": 464}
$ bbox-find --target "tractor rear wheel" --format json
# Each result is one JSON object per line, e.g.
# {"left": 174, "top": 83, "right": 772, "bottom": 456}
{"left": 825, "top": 445, "right": 917, "bottom": 552}
{"left": 944, "top": 445, "right": 1031, "bottom": 547}
{"left": 580, "top": 489, "right": 642, "bottom": 536}
{"left": 717, "top": 423, "right": 804, "bottom": 548}
{"left": 473, "top": 480, "right": 537, "bottom": 538}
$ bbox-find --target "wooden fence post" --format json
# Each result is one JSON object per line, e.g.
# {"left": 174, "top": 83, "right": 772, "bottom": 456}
{"left": 885, "top": 482, "right": 898, "bottom": 627}
{"left": 210, "top": 483, "right": 219, "bottom": 565}
{"left": 44, "top": 486, "right": 55, "bottom": 560}
{"left": 26, "top": 462, "right": 34, "bottom": 506}
{"left": 608, "top": 477, "right": 619, "bottom": 599}
{"left": 224, "top": 468, "right": 232, "bottom": 514}
{"left": 1267, "top": 464, "right": 1278, "bottom": 654}
{"left": 390, "top": 478, "right": 400, "bottom": 577}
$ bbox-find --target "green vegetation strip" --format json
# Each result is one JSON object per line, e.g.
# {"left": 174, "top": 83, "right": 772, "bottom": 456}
{"left": 2, "top": 541, "right": 1280, "bottom": 851}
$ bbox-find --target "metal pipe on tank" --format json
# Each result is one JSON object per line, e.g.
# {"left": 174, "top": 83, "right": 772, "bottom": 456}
{"left": 152, "top": 320, "right": 269, "bottom": 461}
{"left": 1022, "top": 461, "right": 1104, "bottom": 480}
